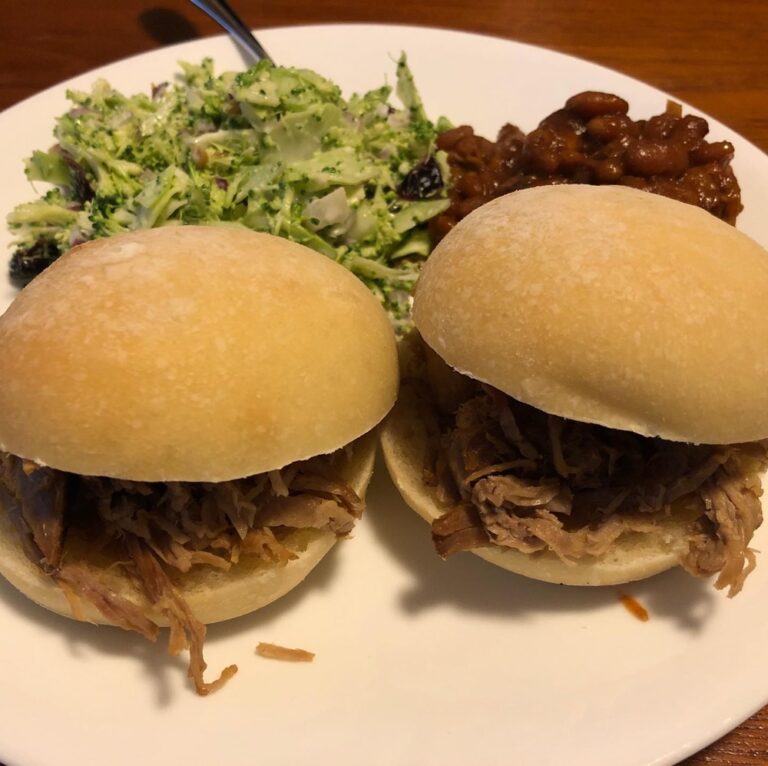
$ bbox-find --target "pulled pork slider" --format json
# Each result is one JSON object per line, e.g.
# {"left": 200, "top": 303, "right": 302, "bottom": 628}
{"left": 0, "top": 225, "right": 398, "bottom": 693}
{"left": 381, "top": 185, "right": 768, "bottom": 594}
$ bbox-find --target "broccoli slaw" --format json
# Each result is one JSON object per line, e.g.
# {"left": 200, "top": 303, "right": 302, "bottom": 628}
{"left": 7, "top": 55, "right": 450, "bottom": 327}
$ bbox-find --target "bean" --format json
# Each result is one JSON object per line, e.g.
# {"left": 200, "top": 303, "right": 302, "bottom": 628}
{"left": 565, "top": 91, "right": 629, "bottom": 119}
{"left": 497, "top": 123, "right": 526, "bottom": 145}
{"left": 643, "top": 114, "right": 679, "bottom": 140}
{"left": 436, "top": 125, "right": 474, "bottom": 151}
{"left": 591, "top": 158, "right": 624, "bottom": 183}
{"left": 625, "top": 140, "right": 690, "bottom": 176}
{"left": 690, "top": 140, "right": 734, "bottom": 164}
{"left": 540, "top": 108, "right": 587, "bottom": 134}
{"left": 457, "top": 171, "right": 485, "bottom": 197}
{"left": 586, "top": 114, "right": 638, "bottom": 142}
{"left": 671, "top": 115, "right": 709, "bottom": 143}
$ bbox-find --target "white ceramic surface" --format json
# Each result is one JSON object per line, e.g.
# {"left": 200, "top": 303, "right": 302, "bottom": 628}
{"left": 1, "top": 24, "right": 767, "bottom": 766}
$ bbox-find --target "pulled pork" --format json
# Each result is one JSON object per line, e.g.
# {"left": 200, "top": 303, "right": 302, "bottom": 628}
{"left": 423, "top": 377, "right": 767, "bottom": 597}
{"left": 0, "top": 452, "right": 363, "bottom": 694}
{"left": 255, "top": 642, "right": 315, "bottom": 662}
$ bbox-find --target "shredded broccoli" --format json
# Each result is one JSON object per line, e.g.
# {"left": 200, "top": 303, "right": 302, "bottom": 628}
{"left": 7, "top": 55, "right": 449, "bottom": 327}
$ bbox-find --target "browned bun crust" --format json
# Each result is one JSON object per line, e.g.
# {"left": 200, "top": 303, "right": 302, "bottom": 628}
{"left": 413, "top": 185, "right": 768, "bottom": 445}
{"left": 380, "top": 333, "right": 692, "bottom": 586}
{"left": 0, "top": 430, "right": 377, "bottom": 626}
{"left": 0, "top": 226, "right": 398, "bottom": 481}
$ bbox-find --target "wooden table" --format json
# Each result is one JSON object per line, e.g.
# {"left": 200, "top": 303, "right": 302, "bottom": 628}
{"left": 1, "top": 2, "right": 766, "bottom": 764}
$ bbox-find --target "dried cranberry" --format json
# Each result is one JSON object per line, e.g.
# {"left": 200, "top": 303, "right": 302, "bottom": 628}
{"left": 397, "top": 155, "right": 444, "bottom": 200}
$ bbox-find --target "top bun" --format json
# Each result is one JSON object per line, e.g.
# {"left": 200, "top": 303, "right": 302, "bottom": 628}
{"left": 0, "top": 226, "right": 398, "bottom": 481}
{"left": 414, "top": 185, "right": 768, "bottom": 444}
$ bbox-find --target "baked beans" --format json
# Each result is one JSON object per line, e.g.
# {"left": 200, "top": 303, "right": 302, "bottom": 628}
{"left": 430, "top": 92, "right": 742, "bottom": 242}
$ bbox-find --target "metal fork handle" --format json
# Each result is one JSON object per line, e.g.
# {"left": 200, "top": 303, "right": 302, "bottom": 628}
{"left": 190, "top": 0, "right": 274, "bottom": 63}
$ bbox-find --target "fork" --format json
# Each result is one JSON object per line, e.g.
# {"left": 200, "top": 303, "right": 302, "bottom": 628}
{"left": 189, "top": 0, "right": 274, "bottom": 63}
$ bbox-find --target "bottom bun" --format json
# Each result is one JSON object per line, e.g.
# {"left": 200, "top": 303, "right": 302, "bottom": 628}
{"left": 0, "top": 429, "right": 377, "bottom": 626}
{"left": 380, "top": 336, "right": 690, "bottom": 587}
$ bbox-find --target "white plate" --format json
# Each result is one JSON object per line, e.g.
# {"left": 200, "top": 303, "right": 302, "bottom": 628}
{"left": 1, "top": 24, "right": 767, "bottom": 766}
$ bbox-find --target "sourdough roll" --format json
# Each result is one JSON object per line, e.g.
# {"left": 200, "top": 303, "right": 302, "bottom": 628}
{"left": 0, "top": 225, "right": 398, "bottom": 694}
{"left": 413, "top": 184, "right": 768, "bottom": 445}
{"left": 0, "top": 225, "right": 398, "bottom": 481}
{"left": 382, "top": 185, "right": 768, "bottom": 589}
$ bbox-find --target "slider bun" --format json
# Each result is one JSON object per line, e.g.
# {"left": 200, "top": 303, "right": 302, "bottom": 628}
{"left": 0, "top": 226, "right": 396, "bottom": 624}
{"left": 380, "top": 335, "right": 687, "bottom": 586}
{"left": 413, "top": 185, "right": 768, "bottom": 444}
{"left": 0, "top": 226, "right": 398, "bottom": 481}
{"left": 0, "top": 430, "right": 377, "bottom": 625}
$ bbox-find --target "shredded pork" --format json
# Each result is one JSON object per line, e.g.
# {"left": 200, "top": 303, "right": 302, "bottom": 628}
{"left": 0, "top": 451, "right": 363, "bottom": 693}
{"left": 423, "top": 371, "right": 767, "bottom": 596}
{"left": 255, "top": 642, "right": 315, "bottom": 662}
